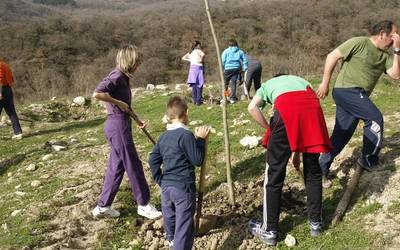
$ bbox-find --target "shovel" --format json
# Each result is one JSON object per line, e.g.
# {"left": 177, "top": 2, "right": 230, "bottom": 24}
{"left": 195, "top": 138, "right": 218, "bottom": 236}
{"left": 128, "top": 110, "right": 156, "bottom": 145}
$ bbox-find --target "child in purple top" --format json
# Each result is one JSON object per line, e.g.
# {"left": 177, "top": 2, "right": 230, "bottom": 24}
{"left": 91, "top": 44, "right": 161, "bottom": 220}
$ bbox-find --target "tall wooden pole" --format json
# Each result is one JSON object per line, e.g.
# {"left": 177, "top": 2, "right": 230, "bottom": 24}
{"left": 203, "top": 0, "right": 235, "bottom": 205}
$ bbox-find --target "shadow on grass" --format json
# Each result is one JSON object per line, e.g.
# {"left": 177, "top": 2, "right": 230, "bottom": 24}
{"left": 0, "top": 147, "right": 46, "bottom": 176}
{"left": 23, "top": 117, "right": 105, "bottom": 138}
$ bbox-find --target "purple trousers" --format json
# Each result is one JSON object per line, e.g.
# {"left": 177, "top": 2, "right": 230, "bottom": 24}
{"left": 162, "top": 186, "right": 196, "bottom": 250}
{"left": 98, "top": 114, "right": 150, "bottom": 207}
{"left": 187, "top": 64, "right": 204, "bottom": 105}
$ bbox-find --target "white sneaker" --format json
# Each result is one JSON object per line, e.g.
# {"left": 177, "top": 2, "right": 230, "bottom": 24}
{"left": 92, "top": 205, "right": 120, "bottom": 218}
{"left": 137, "top": 203, "right": 162, "bottom": 219}
{"left": 12, "top": 133, "right": 23, "bottom": 140}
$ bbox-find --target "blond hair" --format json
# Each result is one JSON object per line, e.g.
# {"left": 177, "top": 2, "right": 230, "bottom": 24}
{"left": 116, "top": 44, "right": 140, "bottom": 78}
{"left": 166, "top": 96, "right": 188, "bottom": 121}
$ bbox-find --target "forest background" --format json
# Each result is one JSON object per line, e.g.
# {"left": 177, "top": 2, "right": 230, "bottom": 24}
{"left": 1, "top": 0, "right": 400, "bottom": 103}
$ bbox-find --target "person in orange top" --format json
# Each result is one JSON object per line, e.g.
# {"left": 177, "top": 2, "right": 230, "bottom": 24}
{"left": 0, "top": 59, "right": 23, "bottom": 139}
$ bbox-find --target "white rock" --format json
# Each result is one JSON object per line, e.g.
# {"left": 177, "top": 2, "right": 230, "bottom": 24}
{"left": 161, "top": 92, "right": 169, "bottom": 96}
{"left": 31, "top": 180, "right": 41, "bottom": 188}
{"left": 26, "top": 163, "right": 37, "bottom": 171}
{"left": 15, "top": 184, "right": 21, "bottom": 189}
{"left": 70, "top": 138, "right": 78, "bottom": 144}
{"left": 129, "top": 239, "right": 139, "bottom": 246}
{"left": 155, "top": 84, "right": 169, "bottom": 91}
{"left": 207, "top": 106, "right": 213, "bottom": 110}
{"left": 52, "top": 145, "right": 67, "bottom": 152}
{"left": 73, "top": 96, "right": 86, "bottom": 106}
{"left": 146, "top": 84, "right": 155, "bottom": 91}
{"left": 87, "top": 138, "right": 98, "bottom": 142}
{"left": 1, "top": 223, "right": 7, "bottom": 231}
{"left": 175, "top": 84, "right": 186, "bottom": 91}
{"left": 189, "top": 120, "right": 203, "bottom": 126}
{"left": 210, "top": 127, "right": 216, "bottom": 134}
{"left": 217, "top": 132, "right": 223, "bottom": 137}
{"left": 239, "top": 135, "right": 261, "bottom": 149}
{"left": 7, "top": 172, "right": 12, "bottom": 177}
{"left": 15, "top": 191, "right": 26, "bottom": 196}
{"left": 284, "top": 234, "right": 296, "bottom": 247}
{"left": 51, "top": 96, "right": 57, "bottom": 101}
{"left": 42, "top": 154, "right": 53, "bottom": 161}
{"left": 11, "top": 210, "right": 21, "bottom": 217}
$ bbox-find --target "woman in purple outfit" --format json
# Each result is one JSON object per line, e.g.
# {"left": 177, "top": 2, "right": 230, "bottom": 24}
{"left": 92, "top": 44, "right": 161, "bottom": 220}
{"left": 182, "top": 40, "right": 205, "bottom": 105}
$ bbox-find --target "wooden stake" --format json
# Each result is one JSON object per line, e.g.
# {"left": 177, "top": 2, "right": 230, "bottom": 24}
{"left": 203, "top": 0, "right": 235, "bottom": 205}
{"left": 195, "top": 138, "right": 208, "bottom": 233}
{"left": 331, "top": 164, "right": 363, "bottom": 227}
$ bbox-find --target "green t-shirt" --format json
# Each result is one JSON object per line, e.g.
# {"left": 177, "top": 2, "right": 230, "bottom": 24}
{"left": 335, "top": 36, "right": 393, "bottom": 94}
{"left": 256, "top": 75, "right": 311, "bottom": 106}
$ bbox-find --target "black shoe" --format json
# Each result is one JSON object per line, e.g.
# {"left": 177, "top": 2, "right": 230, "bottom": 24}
{"left": 357, "top": 157, "right": 385, "bottom": 172}
{"left": 310, "top": 221, "right": 322, "bottom": 237}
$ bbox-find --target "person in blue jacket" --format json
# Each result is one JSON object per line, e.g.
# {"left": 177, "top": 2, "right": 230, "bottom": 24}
{"left": 221, "top": 39, "right": 248, "bottom": 103}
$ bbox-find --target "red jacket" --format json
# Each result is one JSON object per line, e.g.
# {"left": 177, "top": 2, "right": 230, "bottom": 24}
{"left": 0, "top": 61, "right": 14, "bottom": 86}
{"left": 262, "top": 87, "right": 332, "bottom": 153}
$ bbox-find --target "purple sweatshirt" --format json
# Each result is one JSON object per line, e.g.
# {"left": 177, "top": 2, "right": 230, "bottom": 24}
{"left": 95, "top": 68, "right": 131, "bottom": 115}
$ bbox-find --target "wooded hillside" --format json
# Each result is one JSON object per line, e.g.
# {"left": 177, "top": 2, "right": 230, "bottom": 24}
{"left": 1, "top": 0, "right": 400, "bottom": 102}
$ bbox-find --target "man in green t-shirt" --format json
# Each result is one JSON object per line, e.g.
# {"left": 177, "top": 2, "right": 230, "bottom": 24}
{"left": 316, "top": 20, "right": 400, "bottom": 188}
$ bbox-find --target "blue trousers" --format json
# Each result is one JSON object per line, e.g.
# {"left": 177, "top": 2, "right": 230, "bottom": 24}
{"left": 162, "top": 186, "right": 196, "bottom": 250}
{"left": 320, "top": 88, "right": 383, "bottom": 175}
{"left": 98, "top": 115, "right": 150, "bottom": 207}
{"left": 189, "top": 84, "right": 203, "bottom": 105}
{"left": 0, "top": 86, "right": 22, "bottom": 135}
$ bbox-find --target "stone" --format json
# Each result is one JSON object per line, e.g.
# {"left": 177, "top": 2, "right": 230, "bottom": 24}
{"left": 31, "top": 180, "right": 41, "bottom": 188}
{"left": 146, "top": 84, "right": 155, "bottom": 91}
{"left": 73, "top": 96, "right": 86, "bottom": 106}
{"left": 15, "top": 191, "right": 26, "bottom": 196}
{"left": 153, "top": 218, "right": 163, "bottom": 230}
{"left": 284, "top": 234, "right": 296, "bottom": 247}
{"left": 7, "top": 172, "right": 12, "bottom": 177}
{"left": 1, "top": 223, "right": 7, "bottom": 232}
{"left": 155, "top": 84, "right": 169, "bottom": 91}
{"left": 52, "top": 145, "right": 67, "bottom": 152}
{"left": 26, "top": 164, "right": 37, "bottom": 171}
{"left": 128, "top": 239, "right": 139, "bottom": 246}
{"left": 42, "top": 154, "right": 53, "bottom": 161}
{"left": 189, "top": 120, "right": 203, "bottom": 126}
{"left": 11, "top": 210, "right": 21, "bottom": 217}
{"left": 175, "top": 84, "right": 186, "bottom": 91}
{"left": 217, "top": 132, "right": 223, "bottom": 137}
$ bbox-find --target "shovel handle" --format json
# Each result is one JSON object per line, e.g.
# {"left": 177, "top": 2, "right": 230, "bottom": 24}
{"left": 195, "top": 138, "right": 208, "bottom": 233}
{"left": 128, "top": 110, "right": 156, "bottom": 145}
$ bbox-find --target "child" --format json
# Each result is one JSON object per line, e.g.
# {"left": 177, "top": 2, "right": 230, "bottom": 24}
{"left": 247, "top": 75, "right": 331, "bottom": 246}
{"left": 221, "top": 39, "right": 248, "bottom": 104}
{"left": 0, "top": 58, "right": 23, "bottom": 139}
{"left": 92, "top": 44, "right": 161, "bottom": 220}
{"left": 182, "top": 40, "right": 205, "bottom": 105}
{"left": 148, "top": 96, "right": 210, "bottom": 249}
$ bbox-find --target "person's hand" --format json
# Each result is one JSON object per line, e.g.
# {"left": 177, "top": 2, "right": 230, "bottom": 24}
{"left": 316, "top": 83, "right": 329, "bottom": 99}
{"left": 138, "top": 121, "right": 146, "bottom": 129}
{"left": 391, "top": 32, "right": 400, "bottom": 49}
{"left": 117, "top": 100, "right": 130, "bottom": 112}
{"left": 195, "top": 125, "right": 210, "bottom": 139}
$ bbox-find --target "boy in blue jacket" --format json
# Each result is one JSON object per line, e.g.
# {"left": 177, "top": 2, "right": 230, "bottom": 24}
{"left": 148, "top": 96, "right": 210, "bottom": 250}
{"left": 221, "top": 39, "right": 248, "bottom": 103}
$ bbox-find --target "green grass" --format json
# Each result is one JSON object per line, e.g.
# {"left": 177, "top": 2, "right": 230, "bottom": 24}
{"left": 0, "top": 81, "right": 399, "bottom": 249}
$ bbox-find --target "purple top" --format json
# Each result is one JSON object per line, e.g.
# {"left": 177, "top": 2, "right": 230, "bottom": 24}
{"left": 95, "top": 68, "right": 131, "bottom": 115}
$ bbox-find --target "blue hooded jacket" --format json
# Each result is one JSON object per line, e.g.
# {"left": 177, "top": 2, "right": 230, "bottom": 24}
{"left": 221, "top": 46, "right": 248, "bottom": 71}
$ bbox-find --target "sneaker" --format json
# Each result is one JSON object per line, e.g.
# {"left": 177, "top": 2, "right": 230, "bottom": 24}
{"left": 92, "top": 205, "right": 120, "bottom": 218}
{"left": 248, "top": 219, "right": 277, "bottom": 246}
{"left": 12, "top": 133, "right": 23, "bottom": 140}
{"left": 322, "top": 175, "right": 332, "bottom": 189}
{"left": 229, "top": 99, "right": 237, "bottom": 104}
{"left": 137, "top": 203, "right": 162, "bottom": 219}
{"left": 310, "top": 221, "right": 322, "bottom": 237}
{"left": 357, "top": 157, "right": 385, "bottom": 172}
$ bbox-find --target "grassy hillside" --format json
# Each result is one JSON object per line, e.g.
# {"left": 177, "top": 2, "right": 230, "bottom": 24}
{"left": 1, "top": 80, "right": 399, "bottom": 249}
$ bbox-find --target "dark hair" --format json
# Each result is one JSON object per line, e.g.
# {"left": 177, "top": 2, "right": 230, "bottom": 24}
{"left": 228, "top": 38, "right": 238, "bottom": 47}
{"left": 166, "top": 96, "right": 188, "bottom": 120}
{"left": 370, "top": 20, "right": 394, "bottom": 35}
{"left": 191, "top": 40, "right": 202, "bottom": 51}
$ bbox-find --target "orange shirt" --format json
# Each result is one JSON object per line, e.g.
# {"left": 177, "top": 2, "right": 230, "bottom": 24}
{"left": 0, "top": 61, "right": 14, "bottom": 86}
